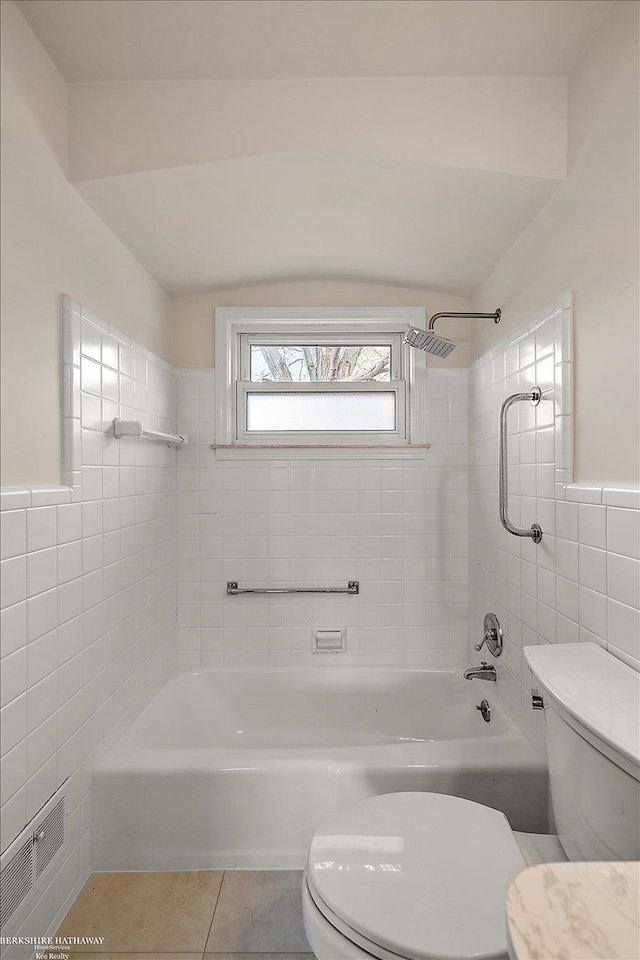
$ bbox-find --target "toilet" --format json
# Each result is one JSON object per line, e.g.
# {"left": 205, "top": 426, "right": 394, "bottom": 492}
{"left": 302, "top": 643, "right": 640, "bottom": 960}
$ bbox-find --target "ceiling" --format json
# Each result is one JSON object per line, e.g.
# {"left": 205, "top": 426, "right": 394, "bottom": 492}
{"left": 15, "top": 0, "right": 610, "bottom": 297}
{"left": 75, "top": 150, "right": 558, "bottom": 295}
{"left": 17, "top": 0, "right": 611, "bottom": 81}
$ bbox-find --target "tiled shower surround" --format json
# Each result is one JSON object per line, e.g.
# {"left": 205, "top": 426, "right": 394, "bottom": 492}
{"left": 468, "top": 295, "right": 640, "bottom": 751}
{"left": 0, "top": 294, "right": 638, "bottom": 956}
{"left": 0, "top": 300, "right": 177, "bottom": 954}
{"left": 175, "top": 368, "right": 470, "bottom": 668}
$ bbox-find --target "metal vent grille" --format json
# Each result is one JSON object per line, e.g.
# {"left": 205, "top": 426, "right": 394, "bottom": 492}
{"left": 0, "top": 839, "right": 33, "bottom": 929}
{"left": 35, "top": 797, "right": 65, "bottom": 878}
{"left": 0, "top": 786, "right": 67, "bottom": 936}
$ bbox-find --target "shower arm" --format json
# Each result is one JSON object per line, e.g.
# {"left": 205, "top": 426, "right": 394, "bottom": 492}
{"left": 428, "top": 309, "right": 502, "bottom": 331}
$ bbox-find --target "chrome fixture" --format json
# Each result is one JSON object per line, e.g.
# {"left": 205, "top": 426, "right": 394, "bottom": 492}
{"left": 227, "top": 581, "right": 359, "bottom": 595}
{"left": 463, "top": 662, "right": 497, "bottom": 682}
{"left": 113, "top": 418, "right": 188, "bottom": 447}
{"left": 404, "top": 309, "right": 501, "bottom": 358}
{"left": 475, "top": 612, "right": 503, "bottom": 657}
{"left": 476, "top": 699, "right": 491, "bottom": 722}
{"left": 499, "top": 388, "right": 543, "bottom": 543}
{"left": 531, "top": 689, "right": 545, "bottom": 711}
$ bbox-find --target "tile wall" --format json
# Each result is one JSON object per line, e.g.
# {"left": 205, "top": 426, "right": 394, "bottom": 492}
{"left": 175, "top": 368, "right": 470, "bottom": 668}
{"left": 468, "top": 295, "right": 640, "bottom": 753}
{"left": 0, "top": 300, "right": 178, "bottom": 956}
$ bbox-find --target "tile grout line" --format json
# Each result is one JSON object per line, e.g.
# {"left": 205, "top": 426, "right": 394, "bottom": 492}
{"left": 200, "top": 870, "right": 226, "bottom": 959}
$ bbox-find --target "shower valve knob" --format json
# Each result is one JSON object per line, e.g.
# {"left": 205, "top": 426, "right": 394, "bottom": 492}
{"left": 474, "top": 614, "right": 503, "bottom": 656}
{"left": 475, "top": 630, "right": 494, "bottom": 652}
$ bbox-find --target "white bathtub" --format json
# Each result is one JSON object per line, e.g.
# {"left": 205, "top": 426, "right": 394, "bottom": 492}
{"left": 93, "top": 667, "right": 547, "bottom": 870}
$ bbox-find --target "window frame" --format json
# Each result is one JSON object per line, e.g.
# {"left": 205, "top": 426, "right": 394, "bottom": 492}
{"left": 214, "top": 307, "right": 427, "bottom": 455}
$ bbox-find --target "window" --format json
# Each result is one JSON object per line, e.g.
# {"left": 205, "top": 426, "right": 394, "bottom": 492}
{"left": 214, "top": 308, "right": 427, "bottom": 455}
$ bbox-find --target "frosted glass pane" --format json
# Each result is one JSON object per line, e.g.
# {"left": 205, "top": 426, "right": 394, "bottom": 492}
{"left": 246, "top": 392, "right": 396, "bottom": 431}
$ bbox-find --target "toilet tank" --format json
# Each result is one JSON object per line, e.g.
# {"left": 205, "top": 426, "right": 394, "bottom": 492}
{"left": 524, "top": 643, "right": 640, "bottom": 862}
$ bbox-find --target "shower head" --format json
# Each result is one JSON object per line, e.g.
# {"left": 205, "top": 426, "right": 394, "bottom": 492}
{"left": 404, "top": 309, "right": 501, "bottom": 357}
{"left": 404, "top": 326, "right": 457, "bottom": 358}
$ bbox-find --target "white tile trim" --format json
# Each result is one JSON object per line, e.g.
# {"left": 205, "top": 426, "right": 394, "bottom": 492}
{"left": 602, "top": 485, "right": 640, "bottom": 509}
{"left": 560, "top": 482, "right": 640, "bottom": 506}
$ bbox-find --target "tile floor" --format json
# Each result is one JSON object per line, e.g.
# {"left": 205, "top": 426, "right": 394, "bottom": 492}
{"left": 54, "top": 871, "right": 313, "bottom": 958}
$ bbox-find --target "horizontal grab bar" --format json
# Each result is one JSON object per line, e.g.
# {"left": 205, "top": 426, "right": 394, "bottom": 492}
{"left": 227, "top": 581, "right": 360, "bottom": 596}
{"left": 113, "top": 419, "right": 188, "bottom": 446}
{"left": 499, "top": 388, "right": 543, "bottom": 543}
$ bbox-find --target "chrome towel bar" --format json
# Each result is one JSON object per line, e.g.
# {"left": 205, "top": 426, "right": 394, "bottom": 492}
{"left": 113, "top": 418, "right": 188, "bottom": 446}
{"left": 499, "top": 387, "right": 543, "bottom": 543}
{"left": 227, "top": 581, "right": 359, "bottom": 596}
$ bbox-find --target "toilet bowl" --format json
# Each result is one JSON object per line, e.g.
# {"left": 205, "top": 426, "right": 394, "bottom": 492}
{"left": 303, "top": 791, "right": 554, "bottom": 960}
{"left": 302, "top": 643, "right": 640, "bottom": 960}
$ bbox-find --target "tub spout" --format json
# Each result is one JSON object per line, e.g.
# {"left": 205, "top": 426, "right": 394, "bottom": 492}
{"left": 463, "top": 661, "right": 497, "bottom": 682}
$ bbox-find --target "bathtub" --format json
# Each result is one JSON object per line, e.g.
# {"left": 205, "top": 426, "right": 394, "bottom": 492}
{"left": 93, "top": 667, "right": 547, "bottom": 870}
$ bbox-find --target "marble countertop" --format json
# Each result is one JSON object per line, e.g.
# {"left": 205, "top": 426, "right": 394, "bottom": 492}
{"left": 506, "top": 861, "right": 640, "bottom": 960}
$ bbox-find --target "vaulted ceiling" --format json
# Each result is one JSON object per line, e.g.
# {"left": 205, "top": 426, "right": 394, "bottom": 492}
{"left": 16, "top": 0, "right": 612, "bottom": 81}
{"left": 17, "top": 0, "right": 612, "bottom": 295}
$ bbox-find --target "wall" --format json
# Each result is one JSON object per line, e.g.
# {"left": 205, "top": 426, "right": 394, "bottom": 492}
{"left": 468, "top": 298, "right": 640, "bottom": 759}
{"left": 472, "top": 0, "right": 639, "bottom": 484}
{"left": 175, "top": 366, "right": 469, "bottom": 669}
{"left": 0, "top": 306, "right": 178, "bottom": 957}
{"left": 0, "top": 1, "right": 171, "bottom": 488}
{"left": 171, "top": 280, "right": 473, "bottom": 368}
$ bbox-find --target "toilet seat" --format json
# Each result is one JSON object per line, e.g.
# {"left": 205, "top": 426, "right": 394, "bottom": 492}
{"left": 306, "top": 792, "right": 526, "bottom": 960}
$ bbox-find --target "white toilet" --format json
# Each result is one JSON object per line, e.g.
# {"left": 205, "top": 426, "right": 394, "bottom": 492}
{"left": 302, "top": 643, "right": 640, "bottom": 960}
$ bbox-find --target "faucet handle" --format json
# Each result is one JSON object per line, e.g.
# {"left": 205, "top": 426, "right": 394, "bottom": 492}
{"left": 475, "top": 614, "right": 503, "bottom": 657}
{"left": 474, "top": 629, "right": 493, "bottom": 651}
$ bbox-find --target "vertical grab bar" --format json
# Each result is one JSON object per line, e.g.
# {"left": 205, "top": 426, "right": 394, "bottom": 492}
{"left": 499, "top": 387, "right": 543, "bottom": 543}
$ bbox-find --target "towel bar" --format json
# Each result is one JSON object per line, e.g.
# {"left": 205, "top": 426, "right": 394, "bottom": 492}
{"left": 113, "top": 418, "right": 188, "bottom": 446}
{"left": 227, "top": 581, "right": 360, "bottom": 595}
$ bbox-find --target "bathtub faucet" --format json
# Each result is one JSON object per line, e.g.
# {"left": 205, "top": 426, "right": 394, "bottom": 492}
{"left": 463, "top": 661, "right": 497, "bottom": 682}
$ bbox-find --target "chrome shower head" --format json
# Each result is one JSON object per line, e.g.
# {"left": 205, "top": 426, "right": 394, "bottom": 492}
{"left": 404, "top": 326, "right": 457, "bottom": 358}
{"left": 404, "top": 309, "right": 501, "bottom": 357}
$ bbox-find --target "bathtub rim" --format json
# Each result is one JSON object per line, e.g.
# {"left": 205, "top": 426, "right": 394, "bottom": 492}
{"left": 95, "top": 663, "right": 538, "bottom": 772}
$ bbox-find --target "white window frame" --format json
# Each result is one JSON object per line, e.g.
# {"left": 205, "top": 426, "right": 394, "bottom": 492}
{"left": 214, "top": 307, "right": 427, "bottom": 457}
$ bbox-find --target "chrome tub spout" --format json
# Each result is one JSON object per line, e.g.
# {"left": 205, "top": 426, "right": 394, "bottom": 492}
{"left": 463, "top": 662, "right": 497, "bottom": 682}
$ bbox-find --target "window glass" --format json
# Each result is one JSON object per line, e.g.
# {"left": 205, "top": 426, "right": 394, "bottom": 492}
{"left": 249, "top": 345, "right": 391, "bottom": 382}
{"left": 246, "top": 391, "right": 396, "bottom": 431}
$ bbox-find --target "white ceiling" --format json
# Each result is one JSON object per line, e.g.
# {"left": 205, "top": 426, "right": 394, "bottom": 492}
{"left": 16, "top": 0, "right": 608, "bottom": 297}
{"left": 17, "top": 0, "right": 611, "bottom": 81}
{"left": 75, "top": 151, "right": 558, "bottom": 295}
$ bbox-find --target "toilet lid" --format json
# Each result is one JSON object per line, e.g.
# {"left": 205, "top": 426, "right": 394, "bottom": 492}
{"left": 307, "top": 792, "right": 525, "bottom": 960}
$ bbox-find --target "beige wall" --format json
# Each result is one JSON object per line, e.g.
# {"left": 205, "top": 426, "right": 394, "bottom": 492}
{"left": 472, "top": 0, "right": 639, "bottom": 484}
{"left": 0, "top": 1, "right": 171, "bottom": 487}
{"left": 170, "top": 279, "right": 473, "bottom": 369}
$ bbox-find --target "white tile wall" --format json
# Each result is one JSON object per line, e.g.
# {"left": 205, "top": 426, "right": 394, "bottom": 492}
{"left": 0, "top": 300, "right": 178, "bottom": 957}
{"left": 468, "top": 295, "right": 640, "bottom": 755}
{"left": 175, "top": 367, "right": 470, "bottom": 669}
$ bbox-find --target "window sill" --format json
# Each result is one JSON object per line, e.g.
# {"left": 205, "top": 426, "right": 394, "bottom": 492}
{"left": 211, "top": 444, "right": 430, "bottom": 461}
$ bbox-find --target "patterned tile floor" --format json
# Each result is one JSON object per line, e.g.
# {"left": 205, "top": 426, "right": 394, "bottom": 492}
{"left": 55, "top": 870, "right": 313, "bottom": 958}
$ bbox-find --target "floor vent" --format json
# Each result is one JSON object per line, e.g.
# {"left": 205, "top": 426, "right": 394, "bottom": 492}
{"left": 35, "top": 797, "right": 65, "bottom": 878}
{"left": 0, "top": 786, "right": 67, "bottom": 931}
{"left": 0, "top": 838, "right": 33, "bottom": 930}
